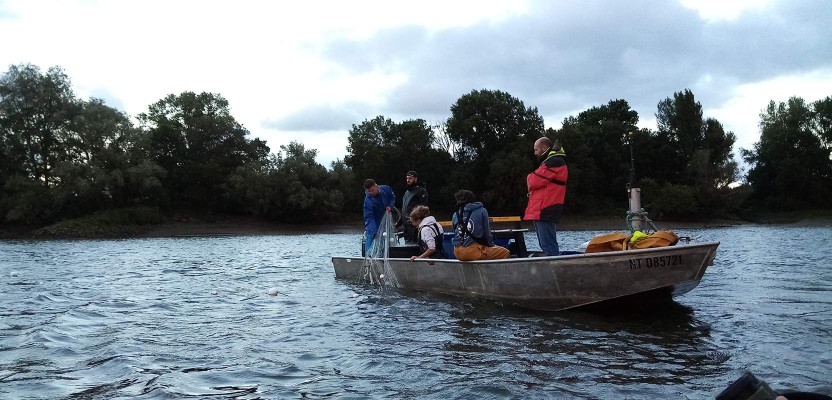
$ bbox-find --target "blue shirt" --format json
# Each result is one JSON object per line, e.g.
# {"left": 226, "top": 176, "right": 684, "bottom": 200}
{"left": 363, "top": 185, "right": 395, "bottom": 237}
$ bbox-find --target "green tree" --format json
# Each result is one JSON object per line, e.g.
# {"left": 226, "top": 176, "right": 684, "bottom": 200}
{"left": 49, "top": 99, "right": 167, "bottom": 216}
{"left": 647, "top": 89, "right": 739, "bottom": 218}
{"left": 446, "top": 89, "right": 543, "bottom": 163}
{"left": 742, "top": 97, "right": 832, "bottom": 209}
{"left": 345, "top": 116, "right": 396, "bottom": 185}
{"left": 345, "top": 116, "right": 454, "bottom": 214}
{"left": 555, "top": 99, "right": 640, "bottom": 213}
{"left": 0, "top": 64, "right": 79, "bottom": 184}
{"left": 654, "top": 89, "right": 704, "bottom": 184}
{"left": 445, "top": 89, "right": 543, "bottom": 214}
{"left": 138, "top": 92, "right": 268, "bottom": 212}
{"left": 328, "top": 159, "right": 360, "bottom": 214}
{"left": 0, "top": 64, "right": 82, "bottom": 224}
{"left": 813, "top": 96, "right": 832, "bottom": 147}
{"left": 271, "top": 142, "right": 342, "bottom": 222}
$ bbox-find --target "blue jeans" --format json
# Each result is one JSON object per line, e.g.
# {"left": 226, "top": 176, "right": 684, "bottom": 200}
{"left": 534, "top": 220, "right": 559, "bottom": 256}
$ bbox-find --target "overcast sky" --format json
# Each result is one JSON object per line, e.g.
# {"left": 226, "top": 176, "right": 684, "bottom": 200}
{"left": 1, "top": 0, "right": 831, "bottom": 170}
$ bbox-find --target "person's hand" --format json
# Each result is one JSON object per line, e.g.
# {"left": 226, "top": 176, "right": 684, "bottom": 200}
{"left": 410, "top": 256, "right": 417, "bottom": 262}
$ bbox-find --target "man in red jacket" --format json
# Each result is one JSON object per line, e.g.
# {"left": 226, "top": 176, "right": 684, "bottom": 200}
{"left": 524, "top": 137, "right": 567, "bottom": 256}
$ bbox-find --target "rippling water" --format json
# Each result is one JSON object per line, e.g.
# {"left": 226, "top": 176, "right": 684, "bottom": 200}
{"left": 1, "top": 226, "right": 831, "bottom": 399}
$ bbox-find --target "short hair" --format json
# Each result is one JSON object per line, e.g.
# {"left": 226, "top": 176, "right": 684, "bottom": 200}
{"left": 363, "top": 179, "right": 376, "bottom": 189}
{"left": 454, "top": 189, "right": 475, "bottom": 205}
{"left": 537, "top": 137, "right": 553, "bottom": 148}
{"left": 409, "top": 205, "right": 430, "bottom": 221}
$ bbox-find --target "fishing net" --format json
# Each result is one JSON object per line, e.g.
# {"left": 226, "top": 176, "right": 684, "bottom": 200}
{"left": 362, "top": 210, "right": 400, "bottom": 288}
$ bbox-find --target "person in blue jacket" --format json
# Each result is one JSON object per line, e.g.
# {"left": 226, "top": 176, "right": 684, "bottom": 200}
{"left": 363, "top": 178, "right": 395, "bottom": 254}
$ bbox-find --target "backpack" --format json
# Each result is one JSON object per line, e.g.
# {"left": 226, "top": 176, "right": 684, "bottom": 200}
{"left": 418, "top": 223, "right": 446, "bottom": 259}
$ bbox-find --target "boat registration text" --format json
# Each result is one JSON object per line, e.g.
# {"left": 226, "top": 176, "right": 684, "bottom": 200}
{"left": 629, "top": 255, "right": 682, "bottom": 270}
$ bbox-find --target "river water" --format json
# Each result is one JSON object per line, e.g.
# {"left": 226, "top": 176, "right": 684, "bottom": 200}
{"left": 1, "top": 226, "right": 830, "bottom": 399}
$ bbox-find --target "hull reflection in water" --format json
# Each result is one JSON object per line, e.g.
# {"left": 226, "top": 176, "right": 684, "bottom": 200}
{"left": 332, "top": 242, "right": 719, "bottom": 311}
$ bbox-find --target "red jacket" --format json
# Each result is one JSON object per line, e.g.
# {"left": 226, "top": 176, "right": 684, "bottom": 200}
{"left": 524, "top": 151, "right": 567, "bottom": 222}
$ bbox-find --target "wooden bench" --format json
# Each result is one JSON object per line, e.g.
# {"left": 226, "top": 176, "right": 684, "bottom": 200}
{"left": 437, "top": 215, "right": 522, "bottom": 229}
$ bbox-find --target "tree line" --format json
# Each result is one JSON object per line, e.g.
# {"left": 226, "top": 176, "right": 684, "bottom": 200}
{"left": 1, "top": 63, "right": 830, "bottom": 229}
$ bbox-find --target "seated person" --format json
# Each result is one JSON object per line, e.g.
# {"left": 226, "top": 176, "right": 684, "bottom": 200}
{"left": 451, "top": 190, "right": 510, "bottom": 261}
{"left": 409, "top": 205, "right": 446, "bottom": 261}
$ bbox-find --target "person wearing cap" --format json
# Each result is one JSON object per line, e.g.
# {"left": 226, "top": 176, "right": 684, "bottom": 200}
{"left": 524, "top": 137, "right": 568, "bottom": 256}
{"left": 400, "top": 170, "right": 429, "bottom": 244}
{"left": 363, "top": 178, "right": 395, "bottom": 255}
{"left": 451, "top": 190, "right": 510, "bottom": 261}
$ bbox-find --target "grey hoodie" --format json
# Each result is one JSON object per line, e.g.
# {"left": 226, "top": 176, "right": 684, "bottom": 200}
{"left": 451, "top": 202, "right": 494, "bottom": 247}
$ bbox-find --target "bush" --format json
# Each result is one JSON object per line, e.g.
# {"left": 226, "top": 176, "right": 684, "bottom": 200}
{"left": 31, "top": 207, "right": 166, "bottom": 238}
{"left": 646, "top": 183, "right": 701, "bottom": 220}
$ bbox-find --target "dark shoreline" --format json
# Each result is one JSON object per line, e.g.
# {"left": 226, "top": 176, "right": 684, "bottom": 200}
{"left": 2, "top": 213, "right": 829, "bottom": 241}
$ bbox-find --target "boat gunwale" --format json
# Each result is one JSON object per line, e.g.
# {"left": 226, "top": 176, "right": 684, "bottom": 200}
{"left": 332, "top": 241, "right": 720, "bottom": 264}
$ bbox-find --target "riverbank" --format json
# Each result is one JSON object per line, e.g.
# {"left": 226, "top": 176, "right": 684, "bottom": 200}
{"left": 3, "top": 211, "right": 829, "bottom": 241}
{"left": 102, "top": 213, "right": 832, "bottom": 238}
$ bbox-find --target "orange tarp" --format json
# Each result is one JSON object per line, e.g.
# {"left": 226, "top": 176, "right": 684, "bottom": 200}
{"left": 585, "top": 231, "right": 679, "bottom": 253}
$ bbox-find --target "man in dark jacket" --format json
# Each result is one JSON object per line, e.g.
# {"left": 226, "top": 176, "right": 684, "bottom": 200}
{"left": 524, "top": 137, "right": 568, "bottom": 256}
{"left": 400, "top": 171, "right": 428, "bottom": 244}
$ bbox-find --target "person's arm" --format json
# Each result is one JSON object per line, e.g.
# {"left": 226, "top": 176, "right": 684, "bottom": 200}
{"left": 410, "top": 248, "right": 436, "bottom": 261}
{"left": 384, "top": 185, "right": 395, "bottom": 209}
{"left": 480, "top": 208, "right": 495, "bottom": 245}
{"left": 528, "top": 166, "right": 554, "bottom": 191}
{"left": 418, "top": 188, "right": 428, "bottom": 206}
{"left": 411, "top": 227, "right": 437, "bottom": 260}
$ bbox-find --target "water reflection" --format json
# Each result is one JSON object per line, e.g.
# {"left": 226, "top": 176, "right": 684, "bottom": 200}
{"left": 1, "top": 227, "right": 830, "bottom": 398}
{"left": 433, "top": 296, "right": 723, "bottom": 392}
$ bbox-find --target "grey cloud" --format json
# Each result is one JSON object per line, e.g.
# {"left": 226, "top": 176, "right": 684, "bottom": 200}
{"left": 263, "top": 102, "right": 374, "bottom": 132}
{"left": 319, "top": 0, "right": 832, "bottom": 127}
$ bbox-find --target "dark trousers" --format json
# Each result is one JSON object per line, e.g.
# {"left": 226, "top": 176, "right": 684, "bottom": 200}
{"left": 402, "top": 219, "right": 418, "bottom": 244}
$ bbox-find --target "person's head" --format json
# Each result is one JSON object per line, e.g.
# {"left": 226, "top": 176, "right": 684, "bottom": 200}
{"left": 406, "top": 170, "right": 418, "bottom": 186}
{"left": 533, "top": 137, "right": 554, "bottom": 158}
{"left": 364, "top": 178, "right": 379, "bottom": 196}
{"left": 454, "top": 190, "right": 476, "bottom": 206}
{"left": 409, "top": 205, "right": 430, "bottom": 225}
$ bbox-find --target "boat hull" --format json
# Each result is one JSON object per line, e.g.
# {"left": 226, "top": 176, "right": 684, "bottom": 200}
{"left": 332, "top": 242, "right": 719, "bottom": 311}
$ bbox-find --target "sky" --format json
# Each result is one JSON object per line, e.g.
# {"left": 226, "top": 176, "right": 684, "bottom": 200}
{"left": 1, "top": 0, "right": 831, "bottom": 173}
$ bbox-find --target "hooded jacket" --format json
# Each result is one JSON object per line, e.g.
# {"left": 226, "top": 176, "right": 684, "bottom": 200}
{"left": 524, "top": 149, "right": 567, "bottom": 223}
{"left": 451, "top": 202, "right": 495, "bottom": 247}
